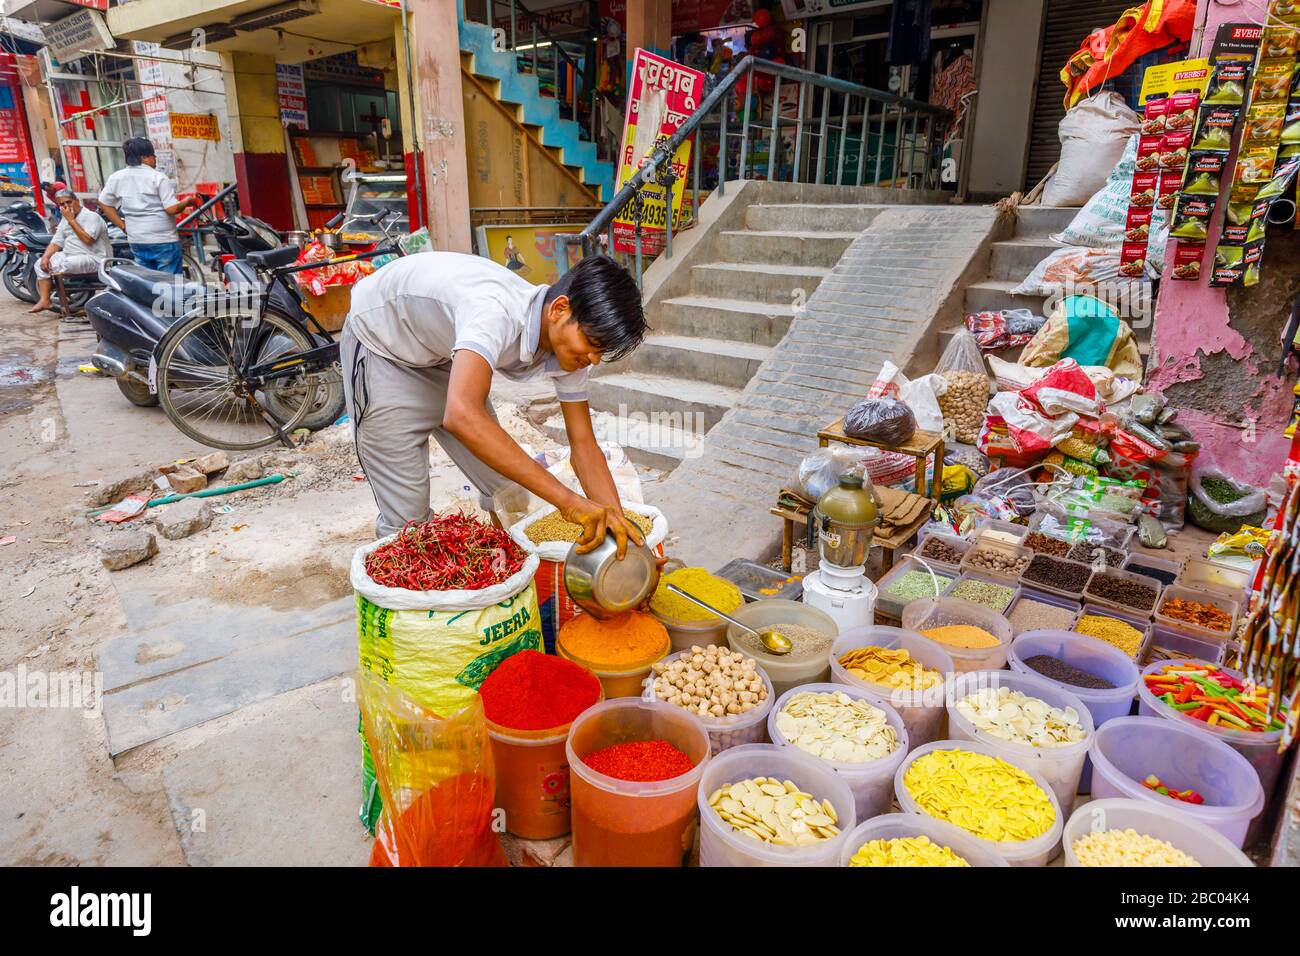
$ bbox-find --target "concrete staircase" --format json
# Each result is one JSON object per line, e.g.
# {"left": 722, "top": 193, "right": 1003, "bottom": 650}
{"left": 458, "top": 9, "right": 615, "bottom": 201}
{"left": 582, "top": 202, "right": 890, "bottom": 468}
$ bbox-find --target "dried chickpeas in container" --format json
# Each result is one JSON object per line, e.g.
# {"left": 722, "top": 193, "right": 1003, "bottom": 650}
{"left": 894, "top": 738, "right": 1064, "bottom": 867}
{"left": 945, "top": 669, "right": 1094, "bottom": 812}
{"left": 829, "top": 626, "right": 954, "bottom": 747}
{"left": 642, "top": 646, "right": 774, "bottom": 754}
{"left": 767, "top": 683, "right": 909, "bottom": 822}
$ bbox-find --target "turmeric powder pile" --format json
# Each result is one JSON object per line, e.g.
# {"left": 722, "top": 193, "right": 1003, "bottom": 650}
{"left": 921, "top": 624, "right": 1002, "bottom": 649}
{"left": 558, "top": 611, "right": 669, "bottom": 668}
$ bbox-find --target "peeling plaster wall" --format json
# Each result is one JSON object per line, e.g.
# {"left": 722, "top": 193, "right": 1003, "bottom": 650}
{"left": 1148, "top": 0, "right": 1295, "bottom": 485}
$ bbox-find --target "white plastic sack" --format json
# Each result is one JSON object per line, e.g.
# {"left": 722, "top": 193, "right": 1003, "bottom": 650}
{"left": 1042, "top": 92, "right": 1141, "bottom": 207}
{"left": 867, "top": 361, "right": 944, "bottom": 433}
{"left": 1010, "top": 246, "right": 1149, "bottom": 296}
{"left": 987, "top": 356, "right": 1142, "bottom": 403}
{"left": 988, "top": 390, "right": 1079, "bottom": 444}
{"left": 508, "top": 502, "right": 669, "bottom": 562}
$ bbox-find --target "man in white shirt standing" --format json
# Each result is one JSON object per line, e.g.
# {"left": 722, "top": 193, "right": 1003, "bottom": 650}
{"left": 342, "top": 251, "right": 648, "bottom": 555}
{"left": 29, "top": 189, "right": 112, "bottom": 314}
{"left": 97, "top": 137, "right": 199, "bottom": 274}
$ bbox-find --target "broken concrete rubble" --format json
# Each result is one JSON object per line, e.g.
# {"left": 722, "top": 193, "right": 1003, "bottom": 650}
{"left": 98, "top": 528, "right": 158, "bottom": 570}
{"left": 154, "top": 498, "right": 214, "bottom": 540}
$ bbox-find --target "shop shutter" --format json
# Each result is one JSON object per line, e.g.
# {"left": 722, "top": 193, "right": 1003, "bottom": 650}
{"left": 1024, "top": 0, "right": 1139, "bottom": 191}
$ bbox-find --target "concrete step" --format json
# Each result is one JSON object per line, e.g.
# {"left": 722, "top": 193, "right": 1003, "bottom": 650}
{"left": 587, "top": 370, "right": 741, "bottom": 430}
{"left": 744, "top": 203, "right": 887, "bottom": 232}
{"left": 631, "top": 333, "right": 773, "bottom": 389}
{"left": 1012, "top": 205, "right": 1079, "bottom": 238}
{"left": 963, "top": 279, "right": 1052, "bottom": 316}
{"left": 689, "top": 261, "right": 830, "bottom": 304}
{"left": 653, "top": 294, "right": 794, "bottom": 346}
{"left": 716, "top": 229, "right": 858, "bottom": 267}
{"left": 540, "top": 410, "right": 700, "bottom": 472}
{"left": 989, "top": 236, "right": 1062, "bottom": 282}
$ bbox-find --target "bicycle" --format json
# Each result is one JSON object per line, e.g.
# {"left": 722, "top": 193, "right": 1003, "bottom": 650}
{"left": 151, "top": 209, "right": 405, "bottom": 451}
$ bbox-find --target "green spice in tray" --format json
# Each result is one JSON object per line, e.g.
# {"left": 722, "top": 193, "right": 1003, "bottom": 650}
{"left": 882, "top": 570, "right": 952, "bottom": 607}
{"left": 950, "top": 578, "right": 1015, "bottom": 612}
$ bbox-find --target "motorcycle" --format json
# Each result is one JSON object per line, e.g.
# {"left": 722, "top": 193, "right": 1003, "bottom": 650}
{"left": 0, "top": 199, "right": 50, "bottom": 232}
{"left": 2, "top": 224, "right": 132, "bottom": 309}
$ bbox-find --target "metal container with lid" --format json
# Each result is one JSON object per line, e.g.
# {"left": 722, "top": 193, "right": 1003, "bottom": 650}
{"left": 806, "top": 474, "right": 880, "bottom": 570}
{"left": 563, "top": 533, "right": 660, "bottom": 615}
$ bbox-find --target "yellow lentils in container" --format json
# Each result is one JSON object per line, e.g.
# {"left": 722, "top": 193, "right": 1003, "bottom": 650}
{"left": 850, "top": 835, "right": 970, "bottom": 867}
{"left": 903, "top": 749, "right": 1055, "bottom": 842}
{"left": 1074, "top": 614, "right": 1144, "bottom": 659}
{"left": 1072, "top": 829, "right": 1201, "bottom": 867}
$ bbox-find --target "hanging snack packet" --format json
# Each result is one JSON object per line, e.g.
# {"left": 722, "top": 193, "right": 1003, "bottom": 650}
{"left": 1204, "top": 60, "right": 1248, "bottom": 106}
{"left": 1253, "top": 59, "right": 1293, "bottom": 104}
{"left": 1245, "top": 101, "right": 1286, "bottom": 144}
{"left": 1165, "top": 89, "right": 1200, "bottom": 130}
{"left": 1209, "top": 244, "right": 1245, "bottom": 287}
{"left": 1169, "top": 243, "right": 1204, "bottom": 280}
{"left": 1158, "top": 171, "right": 1183, "bottom": 209}
{"left": 1192, "top": 105, "right": 1239, "bottom": 151}
{"left": 1130, "top": 171, "right": 1158, "bottom": 208}
{"left": 1170, "top": 195, "right": 1213, "bottom": 240}
{"left": 1235, "top": 144, "right": 1278, "bottom": 184}
{"left": 1141, "top": 96, "right": 1169, "bottom": 134}
{"left": 1182, "top": 151, "right": 1227, "bottom": 195}
{"left": 1159, "top": 128, "right": 1191, "bottom": 169}
{"left": 1221, "top": 197, "right": 1269, "bottom": 244}
{"left": 1242, "top": 237, "right": 1266, "bottom": 286}
{"left": 1263, "top": 24, "right": 1300, "bottom": 59}
{"left": 1136, "top": 133, "right": 1163, "bottom": 171}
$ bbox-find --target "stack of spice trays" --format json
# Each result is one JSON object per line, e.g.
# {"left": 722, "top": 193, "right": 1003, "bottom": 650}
{"left": 1121, "top": 553, "right": 1183, "bottom": 588}
{"left": 912, "top": 529, "right": 971, "bottom": 571}
{"left": 1153, "top": 584, "right": 1240, "bottom": 644}
{"left": 1081, "top": 566, "right": 1163, "bottom": 619}
{"left": 947, "top": 572, "right": 1019, "bottom": 615}
{"left": 959, "top": 538, "right": 1031, "bottom": 583}
{"left": 1073, "top": 604, "right": 1154, "bottom": 663}
{"left": 874, "top": 556, "right": 957, "bottom": 620}
{"left": 1178, "top": 557, "right": 1251, "bottom": 599}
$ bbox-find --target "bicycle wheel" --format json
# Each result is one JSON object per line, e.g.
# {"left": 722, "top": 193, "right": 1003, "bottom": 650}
{"left": 155, "top": 309, "right": 324, "bottom": 450}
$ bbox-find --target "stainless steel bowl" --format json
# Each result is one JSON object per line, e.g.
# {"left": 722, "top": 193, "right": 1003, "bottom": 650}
{"left": 284, "top": 229, "right": 310, "bottom": 248}
{"left": 319, "top": 231, "right": 343, "bottom": 252}
{"left": 563, "top": 533, "right": 660, "bottom": 616}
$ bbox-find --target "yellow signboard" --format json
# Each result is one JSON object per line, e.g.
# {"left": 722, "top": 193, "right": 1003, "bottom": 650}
{"left": 1139, "top": 58, "right": 1211, "bottom": 104}
{"left": 475, "top": 224, "right": 583, "bottom": 286}
{"left": 169, "top": 112, "right": 221, "bottom": 141}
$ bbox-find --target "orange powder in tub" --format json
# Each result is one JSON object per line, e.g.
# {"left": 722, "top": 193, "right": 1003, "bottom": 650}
{"left": 558, "top": 611, "right": 669, "bottom": 667}
{"left": 921, "top": 624, "right": 1001, "bottom": 649}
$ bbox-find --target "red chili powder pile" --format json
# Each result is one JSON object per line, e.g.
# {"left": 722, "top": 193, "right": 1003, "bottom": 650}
{"left": 581, "top": 740, "right": 695, "bottom": 782}
{"left": 479, "top": 650, "right": 601, "bottom": 731}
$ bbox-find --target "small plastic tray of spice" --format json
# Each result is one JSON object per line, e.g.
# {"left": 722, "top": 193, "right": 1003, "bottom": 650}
{"left": 1004, "top": 588, "right": 1081, "bottom": 635}
{"left": 912, "top": 530, "right": 971, "bottom": 571}
{"left": 716, "top": 559, "right": 804, "bottom": 603}
{"left": 1153, "top": 584, "right": 1239, "bottom": 643}
{"left": 973, "top": 518, "right": 1028, "bottom": 547}
{"left": 1022, "top": 530, "right": 1074, "bottom": 558}
{"left": 1066, "top": 540, "right": 1127, "bottom": 569}
{"left": 1121, "top": 553, "right": 1183, "bottom": 588}
{"left": 946, "top": 572, "right": 1019, "bottom": 614}
{"left": 1082, "top": 566, "right": 1162, "bottom": 618}
{"left": 1177, "top": 558, "right": 1250, "bottom": 598}
{"left": 1073, "top": 604, "right": 1154, "bottom": 662}
{"left": 959, "top": 539, "right": 1031, "bottom": 583}
{"left": 1018, "top": 554, "right": 1094, "bottom": 600}
{"left": 874, "top": 556, "right": 957, "bottom": 618}
{"left": 1142, "top": 624, "right": 1225, "bottom": 667}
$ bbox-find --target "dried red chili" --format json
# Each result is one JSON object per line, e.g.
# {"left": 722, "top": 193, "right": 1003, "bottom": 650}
{"left": 581, "top": 739, "right": 695, "bottom": 781}
{"left": 365, "top": 513, "right": 526, "bottom": 592}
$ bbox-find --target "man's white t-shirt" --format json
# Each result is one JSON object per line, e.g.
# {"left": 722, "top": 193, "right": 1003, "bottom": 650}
{"left": 347, "top": 252, "right": 590, "bottom": 401}
{"left": 97, "top": 165, "right": 180, "bottom": 245}
{"left": 53, "top": 208, "right": 111, "bottom": 260}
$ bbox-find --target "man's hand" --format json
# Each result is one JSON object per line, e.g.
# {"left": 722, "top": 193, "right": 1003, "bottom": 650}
{"left": 562, "top": 496, "right": 645, "bottom": 558}
{"left": 39, "top": 253, "right": 53, "bottom": 272}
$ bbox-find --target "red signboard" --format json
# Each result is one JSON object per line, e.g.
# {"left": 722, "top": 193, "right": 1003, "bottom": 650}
{"left": 0, "top": 53, "right": 43, "bottom": 213}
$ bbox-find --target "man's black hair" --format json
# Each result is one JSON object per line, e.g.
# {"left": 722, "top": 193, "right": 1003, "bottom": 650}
{"left": 545, "top": 254, "right": 646, "bottom": 362}
{"left": 123, "top": 137, "right": 155, "bottom": 167}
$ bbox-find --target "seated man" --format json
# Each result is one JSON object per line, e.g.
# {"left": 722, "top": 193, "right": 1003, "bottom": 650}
{"left": 29, "top": 189, "right": 111, "bottom": 313}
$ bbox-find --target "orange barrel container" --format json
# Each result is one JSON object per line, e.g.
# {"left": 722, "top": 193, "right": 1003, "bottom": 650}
{"left": 486, "top": 682, "right": 605, "bottom": 841}
{"left": 565, "top": 698, "right": 711, "bottom": 867}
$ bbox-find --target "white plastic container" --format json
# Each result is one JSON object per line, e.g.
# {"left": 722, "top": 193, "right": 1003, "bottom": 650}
{"left": 1008, "top": 629, "right": 1139, "bottom": 728}
{"left": 725, "top": 600, "right": 837, "bottom": 696}
{"left": 641, "top": 648, "right": 774, "bottom": 754}
{"left": 1062, "top": 798, "right": 1253, "bottom": 867}
{"left": 697, "top": 744, "right": 856, "bottom": 867}
{"left": 946, "top": 669, "right": 1094, "bottom": 811}
{"left": 1088, "top": 716, "right": 1265, "bottom": 848}
{"left": 767, "top": 682, "right": 910, "bottom": 822}
{"left": 839, "top": 813, "right": 1008, "bottom": 867}
{"left": 894, "top": 738, "right": 1064, "bottom": 866}
{"left": 901, "top": 596, "right": 1014, "bottom": 672}
{"left": 874, "top": 556, "right": 956, "bottom": 619}
{"left": 829, "top": 625, "right": 954, "bottom": 747}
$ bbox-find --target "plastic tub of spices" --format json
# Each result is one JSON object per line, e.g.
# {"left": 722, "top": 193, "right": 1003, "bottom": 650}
{"left": 894, "top": 739, "right": 1064, "bottom": 866}
{"left": 1082, "top": 566, "right": 1162, "bottom": 618}
{"left": 1005, "top": 589, "right": 1080, "bottom": 635}
{"left": 1018, "top": 554, "right": 1093, "bottom": 601}
{"left": 566, "top": 698, "right": 711, "bottom": 866}
{"left": 902, "top": 597, "right": 1013, "bottom": 672}
{"left": 873, "top": 556, "right": 956, "bottom": 619}
{"left": 725, "top": 599, "right": 837, "bottom": 696}
{"left": 767, "top": 682, "right": 909, "bottom": 822}
{"left": 947, "top": 573, "right": 1018, "bottom": 614}
{"left": 1153, "top": 585, "right": 1239, "bottom": 644}
{"left": 1063, "top": 798, "right": 1252, "bottom": 867}
{"left": 1073, "top": 604, "right": 1152, "bottom": 662}
{"left": 959, "top": 540, "right": 1031, "bottom": 584}
{"left": 912, "top": 530, "right": 970, "bottom": 571}
{"left": 1137, "top": 658, "right": 1285, "bottom": 813}
{"left": 557, "top": 612, "right": 671, "bottom": 699}
{"left": 698, "top": 743, "right": 856, "bottom": 866}
{"left": 830, "top": 626, "right": 954, "bottom": 747}
{"left": 1144, "top": 625, "right": 1224, "bottom": 667}
{"left": 1121, "top": 553, "right": 1183, "bottom": 589}
{"left": 642, "top": 647, "right": 774, "bottom": 754}
{"left": 840, "top": 812, "right": 1008, "bottom": 867}
{"left": 946, "top": 669, "right": 1094, "bottom": 811}
{"left": 1008, "top": 630, "right": 1139, "bottom": 727}
{"left": 973, "top": 517, "right": 1028, "bottom": 546}
{"left": 1178, "top": 557, "right": 1250, "bottom": 599}
{"left": 1088, "top": 716, "right": 1265, "bottom": 848}
{"left": 648, "top": 566, "right": 744, "bottom": 651}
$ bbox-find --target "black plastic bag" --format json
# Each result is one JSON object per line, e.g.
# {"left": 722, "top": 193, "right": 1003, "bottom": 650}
{"left": 843, "top": 397, "right": 916, "bottom": 446}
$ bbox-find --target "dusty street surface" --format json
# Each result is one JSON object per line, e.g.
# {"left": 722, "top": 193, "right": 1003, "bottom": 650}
{"left": 0, "top": 297, "right": 588, "bottom": 865}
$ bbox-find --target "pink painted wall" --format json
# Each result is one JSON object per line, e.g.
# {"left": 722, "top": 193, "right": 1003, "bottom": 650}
{"left": 1148, "top": 0, "right": 1293, "bottom": 485}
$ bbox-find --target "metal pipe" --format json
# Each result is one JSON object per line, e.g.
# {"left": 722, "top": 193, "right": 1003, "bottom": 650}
{"left": 835, "top": 93, "right": 849, "bottom": 186}
{"left": 692, "top": 118, "right": 701, "bottom": 221}
{"left": 792, "top": 81, "right": 806, "bottom": 181}
{"left": 768, "top": 75, "right": 781, "bottom": 180}
{"left": 531, "top": 21, "right": 537, "bottom": 71}
{"left": 718, "top": 88, "right": 729, "bottom": 195}
{"left": 510, "top": 0, "right": 516, "bottom": 51}
{"left": 814, "top": 86, "right": 829, "bottom": 185}
{"left": 856, "top": 96, "right": 869, "bottom": 186}
{"left": 738, "top": 69, "right": 753, "bottom": 180}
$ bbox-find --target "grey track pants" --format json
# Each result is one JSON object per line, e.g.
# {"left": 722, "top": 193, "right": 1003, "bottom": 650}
{"left": 340, "top": 324, "right": 509, "bottom": 538}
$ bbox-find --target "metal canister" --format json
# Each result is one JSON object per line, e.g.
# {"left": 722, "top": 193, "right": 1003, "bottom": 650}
{"left": 807, "top": 474, "right": 880, "bottom": 569}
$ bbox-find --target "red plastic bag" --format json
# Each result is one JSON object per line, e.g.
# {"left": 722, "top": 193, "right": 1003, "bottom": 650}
{"left": 1019, "top": 359, "right": 1101, "bottom": 418}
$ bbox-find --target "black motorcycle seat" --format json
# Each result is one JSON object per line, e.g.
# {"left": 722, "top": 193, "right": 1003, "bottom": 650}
{"left": 26, "top": 231, "right": 53, "bottom": 245}
{"left": 246, "top": 245, "right": 300, "bottom": 270}
{"left": 110, "top": 262, "right": 207, "bottom": 316}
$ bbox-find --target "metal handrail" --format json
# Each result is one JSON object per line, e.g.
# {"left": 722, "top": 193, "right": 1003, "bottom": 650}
{"left": 568, "top": 55, "right": 953, "bottom": 277}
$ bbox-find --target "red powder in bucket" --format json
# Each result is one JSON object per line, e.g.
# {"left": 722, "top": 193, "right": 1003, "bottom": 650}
{"left": 479, "top": 649, "right": 601, "bottom": 731}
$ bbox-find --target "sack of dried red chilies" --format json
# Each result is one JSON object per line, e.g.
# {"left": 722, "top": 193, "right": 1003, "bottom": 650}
{"left": 350, "top": 511, "right": 542, "bottom": 835}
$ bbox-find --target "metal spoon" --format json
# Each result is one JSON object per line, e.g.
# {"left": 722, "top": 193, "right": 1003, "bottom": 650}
{"left": 665, "top": 584, "right": 793, "bottom": 655}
